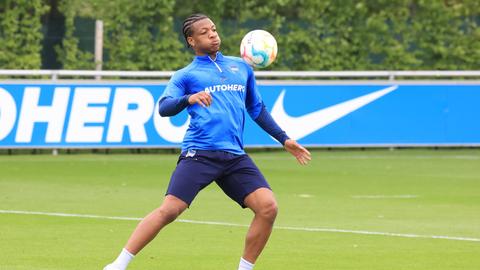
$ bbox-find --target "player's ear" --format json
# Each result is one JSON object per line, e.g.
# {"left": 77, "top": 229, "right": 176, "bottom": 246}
{"left": 187, "top": 36, "right": 195, "bottom": 48}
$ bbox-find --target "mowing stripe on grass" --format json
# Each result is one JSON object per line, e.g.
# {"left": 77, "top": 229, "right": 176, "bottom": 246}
{"left": 1, "top": 209, "right": 479, "bottom": 243}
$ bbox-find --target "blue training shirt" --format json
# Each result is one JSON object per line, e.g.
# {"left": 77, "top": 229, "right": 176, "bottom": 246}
{"left": 160, "top": 52, "right": 263, "bottom": 155}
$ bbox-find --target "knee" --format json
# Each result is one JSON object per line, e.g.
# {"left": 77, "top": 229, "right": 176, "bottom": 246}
{"left": 155, "top": 206, "right": 181, "bottom": 224}
{"left": 257, "top": 200, "right": 278, "bottom": 221}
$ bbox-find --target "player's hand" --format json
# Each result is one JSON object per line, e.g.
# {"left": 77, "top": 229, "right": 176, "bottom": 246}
{"left": 284, "top": 139, "right": 311, "bottom": 165}
{"left": 188, "top": 91, "right": 212, "bottom": 107}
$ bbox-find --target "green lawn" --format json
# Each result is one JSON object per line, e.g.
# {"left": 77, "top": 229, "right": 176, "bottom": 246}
{"left": 1, "top": 149, "right": 479, "bottom": 269}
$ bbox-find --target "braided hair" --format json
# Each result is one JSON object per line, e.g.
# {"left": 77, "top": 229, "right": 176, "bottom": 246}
{"left": 182, "top": 13, "right": 209, "bottom": 47}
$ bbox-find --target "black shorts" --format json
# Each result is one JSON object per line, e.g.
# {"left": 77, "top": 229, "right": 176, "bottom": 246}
{"left": 166, "top": 150, "right": 271, "bottom": 208}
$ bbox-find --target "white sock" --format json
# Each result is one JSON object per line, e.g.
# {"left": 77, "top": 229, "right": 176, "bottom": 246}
{"left": 238, "top": 257, "right": 254, "bottom": 270}
{"left": 111, "top": 248, "right": 135, "bottom": 269}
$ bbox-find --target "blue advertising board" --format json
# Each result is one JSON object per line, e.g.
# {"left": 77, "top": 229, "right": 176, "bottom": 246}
{"left": 0, "top": 82, "right": 479, "bottom": 148}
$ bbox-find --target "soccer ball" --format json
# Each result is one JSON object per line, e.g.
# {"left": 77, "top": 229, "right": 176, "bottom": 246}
{"left": 240, "top": 30, "right": 278, "bottom": 68}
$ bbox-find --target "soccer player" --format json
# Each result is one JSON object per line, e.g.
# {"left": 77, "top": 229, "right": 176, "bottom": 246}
{"left": 104, "top": 13, "right": 311, "bottom": 270}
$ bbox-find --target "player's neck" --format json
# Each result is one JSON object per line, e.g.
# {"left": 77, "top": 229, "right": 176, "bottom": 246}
{"left": 208, "top": 53, "right": 217, "bottom": 61}
{"left": 195, "top": 50, "right": 218, "bottom": 61}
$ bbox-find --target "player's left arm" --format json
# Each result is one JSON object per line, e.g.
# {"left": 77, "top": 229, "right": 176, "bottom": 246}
{"left": 254, "top": 105, "right": 311, "bottom": 165}
{"left": 245, "top": 66, "right": 311, "bottom": 165}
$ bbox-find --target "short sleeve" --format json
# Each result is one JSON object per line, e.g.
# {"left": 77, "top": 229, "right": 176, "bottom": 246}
{"left": 245, "top": 65, "right": 263, "bottom": 119}
{"left": 162, "top": 70, "right": 187, "bottom": 99}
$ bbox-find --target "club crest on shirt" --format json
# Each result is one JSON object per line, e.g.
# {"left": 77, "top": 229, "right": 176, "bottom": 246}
{"left": 229, "top": 65, "right": 239, "bottom": 73}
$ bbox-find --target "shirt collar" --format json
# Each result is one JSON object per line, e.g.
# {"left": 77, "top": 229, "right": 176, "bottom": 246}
{"left": 194, "top": 51, "right": 224, "bottom": 62}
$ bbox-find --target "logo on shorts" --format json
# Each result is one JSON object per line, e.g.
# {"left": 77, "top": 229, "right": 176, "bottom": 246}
{"left": 186, "top": 149, "right": 197, "bottom": 157}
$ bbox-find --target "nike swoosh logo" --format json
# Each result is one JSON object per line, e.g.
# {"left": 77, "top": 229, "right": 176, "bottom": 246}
{"left": 270, "top": 85, "right": 398, "bottom": 140}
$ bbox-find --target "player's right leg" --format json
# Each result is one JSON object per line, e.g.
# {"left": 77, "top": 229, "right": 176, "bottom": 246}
{"left": 103, "top": 195, "right": 188, "bottom": 270}
{"left": 104, "top": 150, "right": 221, "bottom": 270}
{"left": 125, "top": 194, "right": 188, "bottom": 254}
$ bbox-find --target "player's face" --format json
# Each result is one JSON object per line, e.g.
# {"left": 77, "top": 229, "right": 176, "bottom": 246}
{"left": 188, "top": 18, "right": 221, "bottom": 55}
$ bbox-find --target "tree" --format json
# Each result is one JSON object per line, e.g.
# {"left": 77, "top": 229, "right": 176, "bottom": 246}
{"left": 0, "top": 0, "right": 49, "bottom": 69}
{"left": 1, "top": 0, "right": 478, "bottom": 71}
{"left": 55, "top": 0, "right": 95, "bottom": 70}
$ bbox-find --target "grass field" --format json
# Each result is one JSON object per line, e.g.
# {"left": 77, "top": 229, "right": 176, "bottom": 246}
{"left": 1, "top": 149, "right": 479, "bottom": 270}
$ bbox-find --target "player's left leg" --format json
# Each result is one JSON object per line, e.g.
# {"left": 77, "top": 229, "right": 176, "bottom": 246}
{"left": 215, "top": 153, "right": 277, "bottom": 269}
{"left": 242, "top": 187, "right": 278, "bottom": 263}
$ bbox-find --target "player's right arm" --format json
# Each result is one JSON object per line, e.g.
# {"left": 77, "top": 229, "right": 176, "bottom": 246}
{"left": 187, "top": 92, "right": 212, "bottom": 108}
{"left": 159, "top": 92, "right": 212, "bottom": 116}
{"left": 158, "top": 71, "right": 212, "bottom": 117}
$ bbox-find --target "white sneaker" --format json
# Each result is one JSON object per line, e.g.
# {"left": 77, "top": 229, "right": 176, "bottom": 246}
{"left": 103, "top": 264, "right": 122, "bottom": 270}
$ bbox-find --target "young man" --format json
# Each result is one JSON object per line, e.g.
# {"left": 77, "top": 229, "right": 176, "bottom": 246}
{"left": 104, "top": 14, "right": 311, "bottom": 270}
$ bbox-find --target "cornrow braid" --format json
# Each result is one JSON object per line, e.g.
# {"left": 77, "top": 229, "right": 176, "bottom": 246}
{"left": 182, "top": 13, "right": 209, "bottom": 47}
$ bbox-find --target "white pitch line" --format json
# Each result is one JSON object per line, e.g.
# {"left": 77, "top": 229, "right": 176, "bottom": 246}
{"left": 0, "top": 210, "right": 142, "bottom": 221}
{"left": 1, "top": 209, "right": 479, "bottom": 243}
{"left": 351, "top": 195, "right": 419, "bottom": 199}
{"left": 252, "top": 155, "right": 480, "bottom": 160}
